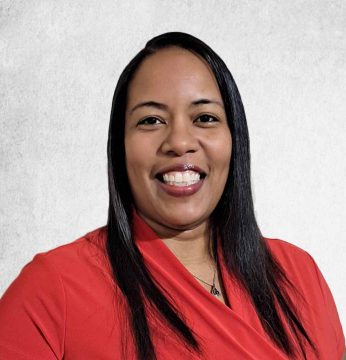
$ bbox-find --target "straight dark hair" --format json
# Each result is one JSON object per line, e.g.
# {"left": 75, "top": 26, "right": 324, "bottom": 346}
{"left": 107, "top": 32, "right": 317, "bottom": 360}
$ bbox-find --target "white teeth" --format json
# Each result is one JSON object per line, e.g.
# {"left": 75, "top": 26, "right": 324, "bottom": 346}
{"left": 176, "top": 172, "right": 183, "bottom": 182}
{"left": 162, "top": 171, "right": 201, "bottom": 186}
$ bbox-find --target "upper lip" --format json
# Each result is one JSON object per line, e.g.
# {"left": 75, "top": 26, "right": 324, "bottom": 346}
{"left": 155, "top": 163, "right": 207, "bottom": 178}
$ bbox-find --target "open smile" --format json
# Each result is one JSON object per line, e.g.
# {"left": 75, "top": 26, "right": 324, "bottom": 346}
{"left": 155, "top": 165, "right": 207, "bottom": 197}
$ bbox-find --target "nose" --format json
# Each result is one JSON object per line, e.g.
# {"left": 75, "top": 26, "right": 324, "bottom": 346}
{"left": 160, "top": 117, "right": 199, "bottom": 156}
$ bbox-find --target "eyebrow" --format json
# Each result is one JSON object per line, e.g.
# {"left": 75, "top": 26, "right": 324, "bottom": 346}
{"left": 129, "top": 98, "right": 224, "bottom": 114}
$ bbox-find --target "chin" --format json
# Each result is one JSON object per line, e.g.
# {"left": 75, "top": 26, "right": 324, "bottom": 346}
{"left": 160, "top": 211, "right": 208, "bottom": 230}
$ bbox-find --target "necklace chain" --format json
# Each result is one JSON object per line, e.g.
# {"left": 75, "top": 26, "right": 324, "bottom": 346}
{"left": 192, "top": 269, "right": 215, "bottom": 287}
{"left": 191, "top": 267, "right": 221, "bottom": 297}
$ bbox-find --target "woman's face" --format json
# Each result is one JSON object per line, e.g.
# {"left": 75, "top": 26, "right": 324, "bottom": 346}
{"left": 124, "top": 47, "right": 232, "bottom": 233}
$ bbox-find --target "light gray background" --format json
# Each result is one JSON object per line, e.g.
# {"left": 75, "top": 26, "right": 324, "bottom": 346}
{"left": 1, "top": 0, "right": 345, "bottom": 332}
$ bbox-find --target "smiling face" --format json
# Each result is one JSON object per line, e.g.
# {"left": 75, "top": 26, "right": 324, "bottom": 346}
{"left": 124, "top": 46, "right": 232, "bottom": 234}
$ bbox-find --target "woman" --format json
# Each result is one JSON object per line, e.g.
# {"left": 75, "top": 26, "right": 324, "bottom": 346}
{"left": 0, "top": 32, "right": 344, "bottom": 359}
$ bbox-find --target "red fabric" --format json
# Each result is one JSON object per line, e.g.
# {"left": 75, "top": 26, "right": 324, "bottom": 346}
{"left": 0, "top": 213, "right": 344, "bottom": 359}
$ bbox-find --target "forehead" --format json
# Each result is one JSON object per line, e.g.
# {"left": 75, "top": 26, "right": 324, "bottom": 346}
{"left": 127, "top": 47, "right": 222, "bottom": 105}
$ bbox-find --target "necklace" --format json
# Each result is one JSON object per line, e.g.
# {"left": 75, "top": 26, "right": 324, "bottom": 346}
{"left": 192, "top": 268, "right": 221, "bottom": 297}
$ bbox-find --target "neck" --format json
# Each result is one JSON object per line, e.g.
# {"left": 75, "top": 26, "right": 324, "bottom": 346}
{"left": 137, "top": 212, "right": 214, "bottom": 267}
{"left": 162, "top": 227, "right": 213, "bottom": 267}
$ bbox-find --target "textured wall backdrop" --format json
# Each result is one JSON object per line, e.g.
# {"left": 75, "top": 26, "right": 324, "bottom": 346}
{"left": 1, "top": 0, "right": 345, "bottom": 331}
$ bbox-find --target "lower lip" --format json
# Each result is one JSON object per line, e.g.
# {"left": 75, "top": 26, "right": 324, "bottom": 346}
{"left": 156, "top": 179, "right": 204, "bottom": 197}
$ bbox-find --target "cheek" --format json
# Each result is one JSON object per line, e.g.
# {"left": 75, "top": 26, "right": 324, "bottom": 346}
{"left": 125, "top": 137, "right": 141, "bottom": 180}
{"left": 209, "top": 132, "right": 232, "bottom": 170}
{"left": 125, "top": 136, "right": 152, "bottom": 182}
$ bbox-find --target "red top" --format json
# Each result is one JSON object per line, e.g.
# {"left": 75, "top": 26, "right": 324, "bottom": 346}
{"left": 0, "top": 213, "right": 344, "bottom": 359}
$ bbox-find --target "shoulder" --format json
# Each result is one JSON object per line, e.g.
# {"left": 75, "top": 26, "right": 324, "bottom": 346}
{"left": 35, "top": 226, "right": 108, "bottom": 262}
{"left": 264, "top": 237, "right": 345, "bottom": 357}
{"left": 0, "top": 227, "right": 125, "bottom": 358}
{"left": 26, "top": 226, "right": 109, "bottom": 275}
{"left": 264, "top": 237, "right": 317, "bottom": 274}
{"left": 265, "top": 236, "right": 310, "bottom": 257}
{"left": 263, "top": 237, "right": 325, "bottom": 300}
{"left": 2, "top": 226, "right": 110, "bottom": 301}
{"left": 263, "top": 237, "right": 340, "bottom": 305}
{"left": 1, "top": 225, "right": 114, "bottom": 326}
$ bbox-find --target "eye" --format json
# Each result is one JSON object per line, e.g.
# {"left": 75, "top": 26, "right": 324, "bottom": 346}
{"left": 137, "top": 117, "right": 164, "bottom": 126}
{"left": 194, "top": 114, "right": 219, "bottom": 124}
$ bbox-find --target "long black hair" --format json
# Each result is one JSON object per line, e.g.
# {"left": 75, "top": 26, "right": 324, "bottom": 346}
{"left": 107, "top": 32, "right": 317, "bottom": 360}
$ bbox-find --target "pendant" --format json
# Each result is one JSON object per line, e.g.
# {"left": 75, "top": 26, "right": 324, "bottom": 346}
{"left": 211, "top": 284, "right": 221, "bottom": 297}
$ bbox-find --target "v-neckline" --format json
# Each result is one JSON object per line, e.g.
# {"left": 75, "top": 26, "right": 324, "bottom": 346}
{"left": 133, "top": 212, "right": 235, "bottom": 314}
{"left": 132, "top": 211, "right": 291, "bottom": 359}
{"left": 133, "top": 212, "right": 293, "bottom": 359}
